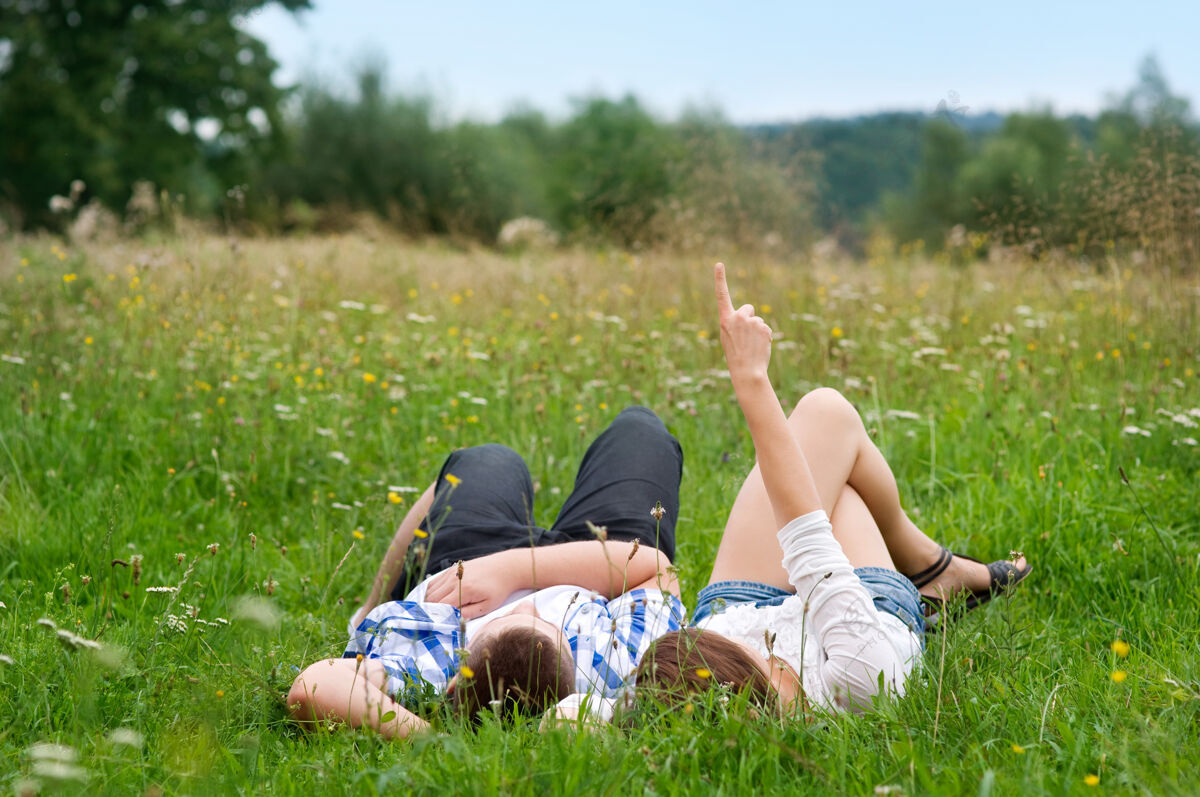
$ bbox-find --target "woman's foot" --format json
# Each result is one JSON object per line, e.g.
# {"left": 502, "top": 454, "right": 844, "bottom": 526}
{"left": 906, "top": 547, "right": 1031, "bottom": 619}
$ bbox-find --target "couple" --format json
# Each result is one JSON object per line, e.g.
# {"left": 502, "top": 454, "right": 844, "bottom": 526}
{"left": 288, "top": 264, "right": 1031, "bottom": 736}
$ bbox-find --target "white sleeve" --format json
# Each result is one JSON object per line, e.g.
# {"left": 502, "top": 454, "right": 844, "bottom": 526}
{"left": 550, "top": 693, "right": 617, "bottom": 724}
{"left": 776, "top": 511, "right": 917, "bottom": 711}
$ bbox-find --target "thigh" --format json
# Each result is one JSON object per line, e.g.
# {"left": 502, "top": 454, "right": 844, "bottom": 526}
{"left": 829, "top": 485, "right": 895, "bottom": 570}
{"left": 707, "top": 483, "right": 893, "bottom": 587}
{"left": 707, "top": 389, "right": 869, "bottom": 589}
{"left": 399, "top": 444, "right": 552, "bottom": 596}
{"left": 551, "top": 406, "right": 682, "bottom": 561}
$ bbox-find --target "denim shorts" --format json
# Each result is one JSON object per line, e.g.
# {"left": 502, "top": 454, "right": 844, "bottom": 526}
{"left": 691, "top": 567, "right": 926, "bottom": 640}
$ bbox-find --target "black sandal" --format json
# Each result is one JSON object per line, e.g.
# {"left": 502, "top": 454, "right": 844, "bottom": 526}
{"left": 907, "top": 546, "right": 1031, "bottom": 627}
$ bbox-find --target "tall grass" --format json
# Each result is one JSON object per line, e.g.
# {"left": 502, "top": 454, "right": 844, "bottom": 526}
{"left": 0, "top": 234, "right": 1197, "bottom": 794}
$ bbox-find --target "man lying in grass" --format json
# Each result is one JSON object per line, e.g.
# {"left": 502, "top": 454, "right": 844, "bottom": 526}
{"left": 624, "top": 263, "right": 1031, "bottom": 718}
{"left": 288, "top": 406, "right": 685, "bottom": 738}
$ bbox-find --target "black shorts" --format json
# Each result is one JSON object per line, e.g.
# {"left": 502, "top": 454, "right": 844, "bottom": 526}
{"left": 392, "top": 406, "right": 682, "bottom": 600}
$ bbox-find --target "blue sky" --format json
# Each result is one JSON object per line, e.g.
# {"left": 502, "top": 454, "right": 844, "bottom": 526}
{"left": 243, "top": 1, "right": 1200, "bottom": 123}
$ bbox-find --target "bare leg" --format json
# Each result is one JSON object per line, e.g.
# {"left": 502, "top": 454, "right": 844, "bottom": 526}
{"left": 287, "top": 658, "right": 429, "bottom": 740}
{"left": 830, "top": 485, "right": 894, "bottom": 570}
{"left": 709, "top": 388, "right": 1021, "bottom": 595}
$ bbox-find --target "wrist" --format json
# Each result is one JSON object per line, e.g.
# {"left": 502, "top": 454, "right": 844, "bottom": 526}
{"left": 731, "top": 369, "right": 771, "bottom": 392}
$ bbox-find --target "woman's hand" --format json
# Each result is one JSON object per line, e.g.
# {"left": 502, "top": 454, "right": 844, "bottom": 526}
{"left": 714, "top": 262, "right": 772, "bottom": 382}
{"left": 422, "top": 554, "right": 521, "bottom": 619}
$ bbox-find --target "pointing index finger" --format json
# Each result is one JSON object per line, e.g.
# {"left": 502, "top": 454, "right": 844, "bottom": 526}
{"left": 714, "top": 262, "right": 734, "bottom": 320}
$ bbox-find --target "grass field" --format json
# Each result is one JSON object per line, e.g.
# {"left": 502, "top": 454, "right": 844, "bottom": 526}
{"left": 1, "top": 234, "right": 1198, "bottom": 795}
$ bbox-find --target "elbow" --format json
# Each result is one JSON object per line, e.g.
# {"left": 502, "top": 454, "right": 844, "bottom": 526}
{"left": 823, "top": 654, "right": 905, "bottom": 713}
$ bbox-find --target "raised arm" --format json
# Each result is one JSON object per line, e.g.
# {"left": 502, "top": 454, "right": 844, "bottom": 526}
{"left": 422, "top": 539, "right": 678, "bottom": 618}
{"left": 714, "top": 262, "right": 823, "bottom": 529}
{"left": 352, "top": 482, "right": 437, "bottom": 627}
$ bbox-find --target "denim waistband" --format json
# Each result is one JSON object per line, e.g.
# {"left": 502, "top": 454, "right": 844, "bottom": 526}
{"left": 691, "top": 567, "right": 926, "bottom": 641}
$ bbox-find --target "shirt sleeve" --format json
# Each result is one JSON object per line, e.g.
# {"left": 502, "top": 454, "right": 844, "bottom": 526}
{"left": 551, "top": 693, "right": 617, "bottom": 725}
{"left": 344, "top": 601, "right": 462, "bottom": 699}
{"left": 776, "top": 511, "right": 916, "bottom": 711}
{"left": 582, "top": 589, "right": 685, "bottom": 694}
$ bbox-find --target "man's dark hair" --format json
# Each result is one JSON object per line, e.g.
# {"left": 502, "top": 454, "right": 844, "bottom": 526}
{"left": 451, "top": 626, "right": 575, "bottom": 723}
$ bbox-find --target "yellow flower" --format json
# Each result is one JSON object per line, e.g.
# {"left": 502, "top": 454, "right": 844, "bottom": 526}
{"left": 356, "top": 653, "right": 364, "bottom": 662}
{"left": 1111, "top": 639, "right": 1131, "bottom": 657}
{"left": 1084, "top": 774, "right": 1099, "bottom": 786}
{"left": 695, "top": 668, "right": 711, "bottom": 679}
{"left": 1111, "top": 348, "right": 1121, "bottom": 359}
{"left": 362, "top": 372, "right": 377, "bottom": 383}
{"left": 1111, "top": 670, "right": 1127, "bottom": 683}
{"left": 63, "top": 273, "right": 77, "bottom": 283}
{"left": 445, "top": 473, "right": 462, "bottom": 487}
{"left": 831, "top": 326, "right": 843, "bottom": 338}
{"left": 1011, "top": 743, "right": 1025, "bottom": 754}
{"left": 413, "top": 529, "right": 428, "bottom": 539}
{"left": 216, "top": 690, "right": 225, "bottom": 698}
{"left": 352, "top": 529, "right": 365, "bottom": 540}
{"left": 84, "top": 336, "right": 93, "bottom": 345}
{"left": 388, "top": 491, "right": 403, "bottom": 505}
{"left": 1095, "top": 351, "right": 1105, "bottom": 361}
{"left": 460, "top": 665, "right": 474, "bottom": 679}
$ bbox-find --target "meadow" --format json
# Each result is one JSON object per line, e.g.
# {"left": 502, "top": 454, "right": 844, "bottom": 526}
{"left": 0, "top": 233, "right": 1197, "bottom": 795}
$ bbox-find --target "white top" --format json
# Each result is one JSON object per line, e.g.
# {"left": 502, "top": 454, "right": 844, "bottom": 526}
{"left": 696, "top": 510, "right": 922, "bottom": 713}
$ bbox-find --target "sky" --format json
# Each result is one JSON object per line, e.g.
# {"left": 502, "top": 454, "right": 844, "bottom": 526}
{"left": 242, "top": 1, "right": 1200, "bottom": 124}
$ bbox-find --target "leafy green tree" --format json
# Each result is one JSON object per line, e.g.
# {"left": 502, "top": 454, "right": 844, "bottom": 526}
{"left": 549, "top": 96, "right": 683, "bottom": 247}
{"left": 0, "top": 0, "right": 309, "bottom": 227}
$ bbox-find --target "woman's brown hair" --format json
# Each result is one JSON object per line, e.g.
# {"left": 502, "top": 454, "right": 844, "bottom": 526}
{"left": 633, "top": 628, "right": 774, "bottom": 707}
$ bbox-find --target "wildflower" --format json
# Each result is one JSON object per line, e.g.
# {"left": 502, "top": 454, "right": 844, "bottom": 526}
{"left": 413, "top": 529, "right": 428, "bottom": 539}
{"left": 216, "top": 690, "right": 225, "bottom": 698}
{"left": 1111, "top": 639, "right": 1131, "bottom": 657}
{"left": 84, "top": 336, "right": 93, "bottom": 345}
{"left": 208, "top": 543, "right": 220, "bottom": 555}
{"left": 1111, "top": 670, "right": 1127, "bottom": 683}
{"left": 130, "top": 554, "right": 143, "bottom": 585}
{"left": 63, "top": 273, "right": 77, "bottom": 283}
{"left": 356, "top": 653, "right": 364, "bottom": 662}
{"left": 445, "top": 473, "right": 462, "bottom": 487}
{"left": 587, "top": 521, "right": 608, "bottom": 541}
{"left": 1084, "top": 774, "right": 1099, "bottom": 786}
{"left": 145, "top": 586, "right": 177, "bottom": 594}
{"left": 650, "top": 503, "right": 665, "bottom": 521}
{"left": 175, "top": 552, "right": 186, "bottom": 564}
{"left": 352, "top": 529, "right": 365, "bottom": 540}
{"left": 362, "top": 372, "right": 377, "bottom": 383}
{"left": 695, "top": 668, "right": 711, "bottom": 679}
{"left": 831, "top": 326, "right": 843, "bottom": 338}
{"left": 388, "top": 491, "right": 403, "bottom": 504}
{"left": 460, "top": 665, "right": 474, "bottom": 679}
{"left": 1011, "top": 743, "right": 1025, "bottom": 754}
{"left": 107, "top": 728, "right": 144, "bottom": 749}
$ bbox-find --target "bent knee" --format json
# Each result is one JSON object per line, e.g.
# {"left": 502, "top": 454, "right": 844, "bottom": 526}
{"left": 791, "top": 388, "right": 862, "bottom": 428}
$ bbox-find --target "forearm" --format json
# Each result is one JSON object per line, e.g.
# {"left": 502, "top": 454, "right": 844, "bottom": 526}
{"left": 497, "top": 540, "right": 672, "bottom": 598}
{"left": 363, "top": 483, "right": 436, "bottom": 610}
{"left": 732, "top": 372, "right": 822, "bottom": 528}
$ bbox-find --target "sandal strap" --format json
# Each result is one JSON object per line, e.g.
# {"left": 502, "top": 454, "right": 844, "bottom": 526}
{"left": 908, "top": 546, "right": 954, "bottom": 589}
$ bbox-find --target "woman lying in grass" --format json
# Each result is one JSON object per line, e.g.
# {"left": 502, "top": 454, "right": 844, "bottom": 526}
{"left": 627, "top": 263, "right": 1031, "bottom": 716}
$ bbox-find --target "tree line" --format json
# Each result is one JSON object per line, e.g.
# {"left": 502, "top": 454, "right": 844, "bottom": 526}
{"left": 2, "top": 2, "right": 1197, "bottom": 262}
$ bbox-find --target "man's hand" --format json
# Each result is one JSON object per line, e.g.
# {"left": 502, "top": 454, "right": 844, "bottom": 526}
{"left": 714, "top": 262, "right": 772, "bottom": 383}
{"left": 422, "top": 555, "right": 520, "bottom": 619}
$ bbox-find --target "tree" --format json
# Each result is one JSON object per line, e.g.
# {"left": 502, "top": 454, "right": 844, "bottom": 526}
{"left": 0, "top": 0, "right": 309, "bottom": 228}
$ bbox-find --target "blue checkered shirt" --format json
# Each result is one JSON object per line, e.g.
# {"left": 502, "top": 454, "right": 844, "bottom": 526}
{"left": 344, "top": 588, "right": 685, "bottom": 705}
